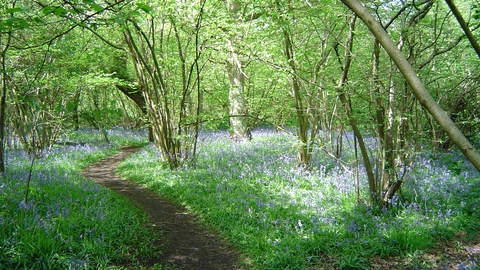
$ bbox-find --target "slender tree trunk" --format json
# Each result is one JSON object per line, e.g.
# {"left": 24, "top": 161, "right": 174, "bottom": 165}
{"left": 444, "top": 0, "right": 480, "bottom": 59}
{"left": 341, "top": 0, "right": 480, "bottom": 172}
{"left": 373, "top": 39, "right": 396, "bottom": 194}
{"left": 386, "top": 65, "right": 396, "bottom": 174}
{"left": 226, "top": 0, "right": 251, "bottom": 141}
{"left": 283, "top": 29, "right": 310, "bottom": 167}
{"left": 192, "top": 1, "right": 204, "bottom": 163}
{"left": 0, "top": 51, "right": 7, "bottom": 173}
{"left": 335, "top": 15, "right": 377, "bottom": 203}
{"left": 0, "top": 30, "right": 12, "bottom": 173}
{"left": 372, "top": 39, "right": 387, "bottom": 190}
{"left": 72, "top": 90, "right": 80, "bottom": 131}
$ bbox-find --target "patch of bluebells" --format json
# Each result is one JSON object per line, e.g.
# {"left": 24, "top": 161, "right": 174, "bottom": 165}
{"left": 121, "top": 128, "right": 480, "bottom": 268}
{"left": 0, "top": 130, "right": 154, "bottom": 269}
{"left": 54, "top": 127, "right": 148, "bottom": 147}
{"left": 402, "top": 154, "right": 479, "bottom": 218}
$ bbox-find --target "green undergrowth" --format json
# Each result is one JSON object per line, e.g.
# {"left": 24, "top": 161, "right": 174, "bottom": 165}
{"left": 118, "top": 130, "right": 480, "bottom": 269}
{"left": 0, "top": 128, "right": 158, "bottom": 269}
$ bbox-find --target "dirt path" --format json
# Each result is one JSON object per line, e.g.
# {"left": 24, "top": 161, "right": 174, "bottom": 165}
{"left": 82, "top": 146, "right": 246, "bottom": 270}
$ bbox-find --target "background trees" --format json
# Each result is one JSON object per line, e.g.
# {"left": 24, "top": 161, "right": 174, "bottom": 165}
{"left": 2, "top": 0, "right": 478, "bottom": 201}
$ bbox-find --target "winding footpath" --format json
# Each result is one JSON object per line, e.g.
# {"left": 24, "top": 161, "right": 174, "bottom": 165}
{"left": 82, "top": 146, "right": 246, "bottom": 270}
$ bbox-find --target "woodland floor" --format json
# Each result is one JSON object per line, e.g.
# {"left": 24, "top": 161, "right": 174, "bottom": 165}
{"left": 82, "top": 146, "right": 480, "bottom": 270}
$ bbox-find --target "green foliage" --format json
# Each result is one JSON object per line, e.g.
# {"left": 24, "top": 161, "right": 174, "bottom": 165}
{"left": 135, "top": 3, "right": 153, "bottom": 14}
{"left": 474, "top": 2, "right": 480, "bottom": 20}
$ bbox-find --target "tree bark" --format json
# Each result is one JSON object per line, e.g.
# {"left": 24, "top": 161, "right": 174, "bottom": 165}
{"left": 0, "top": 25, "right": 12, "bottom": 173}
{"left": 115, "top": 84, "right": 154, "bottom": 142}
{"left": 226, "top": 0, "right": 251, "bottom": 141}
{"left": 0, "top": 49, "right": 7, "bottom": 173}
{"left": 335, "top": 15, "right": 377, "bottom": 202}
{"left": 372, "top": 39, "right": 395, "bottom": 192}
{"left": 341, "top": 0, "right": 480, "bottom": 172}
{"left": 283, "top": 29, "right": 310, "bottom": 167}
{"left": 72, "top": 90, "right": 80, "bottom": 131}
{"left": 226, "top": 42, "right": 251, "bottom": 141}
{"left": 123, "top": 25, "right": 180, "bottom": 168}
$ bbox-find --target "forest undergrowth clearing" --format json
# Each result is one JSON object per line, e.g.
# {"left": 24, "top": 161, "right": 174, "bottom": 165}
{"left": 1, "top": 128, "right": 479, "bottom": 269}
{"left": 119, "top": 128, "right": 480, "bottom": 269}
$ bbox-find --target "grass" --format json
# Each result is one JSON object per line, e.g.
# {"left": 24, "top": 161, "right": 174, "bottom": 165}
{"left": 0, "top": 128, "right": 158, "bottom": 269}
{"left": 118, "top": 128, "right": 480, "bottom": 269}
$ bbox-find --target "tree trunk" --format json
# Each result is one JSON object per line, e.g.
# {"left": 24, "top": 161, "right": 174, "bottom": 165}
{"left": 227, "top": 67, "right": 251, "bottom": 141}
{"left": 0, "top": 26, "right": 12, "bottom": 172}
{"left": 115, "top": 84, "right": 154, "bottom": 142}
{"left": 0, "top": 48, "right": 7, "bottom": 173}
{"left": 123, "top": 25, "right": 181, "bottom": 168}
{"left": 372, "top": 39, "right": 388, "bottom": 190}
{"left": 226, "top": 0, "right": 251, "bottom": 141}
{"left": 283, "top": 29, "right": 310, "bottom": 167}
{"left": 335, "top": 15, "right": 377, "bottom": 203}
{"left": 373, "top": 38, "right": 397, "bottom": 194}
{"left": 341, "top": 0, "right": 480, "bottom": 172}
{"left": 72, "top": 90, "right": 80, "bottom": 131}
{"left": 444, "top": 0, "right": 480, "bottom": 59}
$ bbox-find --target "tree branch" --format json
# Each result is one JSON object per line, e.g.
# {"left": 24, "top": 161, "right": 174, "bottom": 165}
{"left": 445, "top": 0, "right": 480, "bottom": 58}
{"left": 341, "top": 0, "right": 480, "bottom": 172}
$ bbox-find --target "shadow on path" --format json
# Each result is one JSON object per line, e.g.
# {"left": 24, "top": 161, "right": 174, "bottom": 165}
{"left": 82, "top": 146, "right": 246, "bottom": 270}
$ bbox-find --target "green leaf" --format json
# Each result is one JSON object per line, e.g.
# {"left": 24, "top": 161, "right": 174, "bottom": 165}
{"left": 88, "top": 2, "right": 104, "bottom": 12}
{"left": 6, "top": 7, "right": 23, "bottom": 13}
{"left": 33, "top": 17, "right": 46, "bottom": 25}
{"left": 0, "top": 21, "right": 7, "bottom": 31}
{"left": 129, "top": 9, "right": 141, "bottom": 18}
{"left": 6, "top": 17, "right": 30, "bottom": 29}
{"left": 41, "top": 6, "right": 57, "bottom": 15}
{"left": 42, "top": 6, "right": 69, "bottom": 16}
{"left": 112, "top": 14, "right": 125, "bottom": 25}
{"left": 135, "top": 3, "right": 153, "bottom": 14}
{"left": 53, "top": 7, "right": 69, "bottom": 16}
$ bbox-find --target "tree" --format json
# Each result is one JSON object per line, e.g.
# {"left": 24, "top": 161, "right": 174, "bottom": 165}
{"left": 282, "top": 17, "right": 310, "bottom": 167}
{"left": 121, "top": 0, "right": 207, "bottom": 168}
{"left": 272, "top": 1, "right": 346, "bottom": 168}
{"left": 225, "top": 0, "right": 252, "bottom": 141}
{"left": 1, "top": 1, "right": 64, "bottom": 157}
{"left": 0, "top": 4, "right": 13, "bottom": 172}
{"left": 333, "top": 14, "right": 378, "bottom": 203}
{"left": 340, "top": 0, "right": 480, "bottom": 193}
{"left": 368, "top": 0, "right": 436, "bottom": 202}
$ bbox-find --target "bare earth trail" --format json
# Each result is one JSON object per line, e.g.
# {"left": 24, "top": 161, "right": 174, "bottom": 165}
{"left": 82, "top": 146, "right": 246, "bottom": 270}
